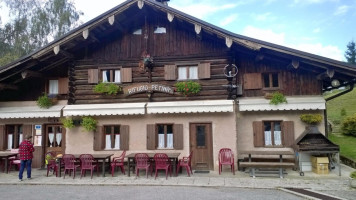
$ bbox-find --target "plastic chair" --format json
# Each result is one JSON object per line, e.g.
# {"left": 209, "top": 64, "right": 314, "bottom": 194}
{"left": 45, "top": 151, "right": 58, "bottom": 177}
{"left": 134, "top": 153, "right": 152, "bottom": 178}
{"left": 8, "top": 149, "right": 20, "bottom": 173}
{"left": 62, "top": 154, "right": 80, "bottom": 179}
{"left": 153, "top": 153, "right": 172, "bottom": 179}
{"left": 111, "top": 150, "right": 126, "bottom": 177}
{"left": 218, "top": 148, "right": 235, "bottom": 175}
{"left": 176, "top": 151, "right": 193, "bottom": 176}
{"left": 79, "top": 154, "right": 99, "bottom": 179}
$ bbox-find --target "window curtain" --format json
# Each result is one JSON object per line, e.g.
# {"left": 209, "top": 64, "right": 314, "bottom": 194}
{"left": 7, "top": 134, "right": 13, "bottom": 150}
{"left": 167, "top": 133, "right": 173, "bottom": 148}
{"left": 56, "top": 133, "right": 62, "bottom": 146}
{"left": 114, "top": 70, "right": 121, "bottom": 83}
{"left": 189, "top": 66, "right": 198, "bottom": 79}
{"left": 49, "top": 80, "right": 58, "bottom": 94}
{"left": 19, "top": 133, "right": 23, "bottom": 144}
{"left": 114, "top": 134, "right": 120, "bottom": 149}
{"left": 102, "top": 70, "right": 108, "bottom": 82}
{"left": 178, "top": 67, "right": 187, "bottom": 80}
{"left": 105, "top": 135, "right": 111, "bottom": 150}
{"left": 48, "top": 133, "right": 54, "bottom": 147}
{"left": 274, "top": 131, "right": 282, "bottom": 145}
{"left": 158, "top": 134, "right": 165, "bottom": 148}
{"left": 264, "top": 131, "right": 272, "bottom": 146}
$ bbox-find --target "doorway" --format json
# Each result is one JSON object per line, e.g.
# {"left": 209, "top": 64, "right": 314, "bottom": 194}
{"left": 45, "top": 125, "right": 65, "bottom": 155}
{"left": 189, "top": 123, "right": 213, "bottom": 170}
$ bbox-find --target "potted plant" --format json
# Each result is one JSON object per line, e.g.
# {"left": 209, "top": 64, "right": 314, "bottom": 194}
{"left": 60, "top": 118, "right": 75, "bottom": 129}
{"left": 350, "top": 171, "right": 356, "bottom": 188}
{"left": 300, "top": 113, "right": 323, "bottom": 133}
{"left": 93, "top": 82, "right": 122, "bottom": 95}
{"left": 175, "top": 81, "right": 201, "bottom": 96}
{"left": 36, "top": 94, "right": 53, "bottom": 109}
{"left": 269, "top": 91, "right": 287, "bottom": 105}
{"left": 81, "top": 116, "right": 97, "bottom": 132}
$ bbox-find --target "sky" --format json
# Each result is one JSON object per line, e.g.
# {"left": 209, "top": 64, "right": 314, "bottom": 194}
{"left": 2, "top": 0, "right": 356, "bottom": 62}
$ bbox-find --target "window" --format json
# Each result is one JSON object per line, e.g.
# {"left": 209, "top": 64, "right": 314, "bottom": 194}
{"left": 6, "top": 125, "right": 23, "bottom": 149}
{"left": 46, "top": 126, "right": 63, "bottom": 148}
{"left": 263, "top": 73, "right": 279, "bottom": 88}
{"left": 178, "top": 66, "right": 198, "bottom": 80}
{"left": 49, "top": 80, "right": 59, "bottom": 95}
{"left": 104, "top": 125, "right": 120, "bottom": 150}
{"left": 263, "top": 121, "right": 282, "bottom": 146}
{"left": 101, "top": 69, "right": 121, "bottom": 83}
{"left": 157, "top": 124, "right": 173, "bottom": 149}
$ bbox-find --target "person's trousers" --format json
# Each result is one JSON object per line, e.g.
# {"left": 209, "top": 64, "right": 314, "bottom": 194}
{"left": 19, "top": 159, "right": 32, "bottom": 180}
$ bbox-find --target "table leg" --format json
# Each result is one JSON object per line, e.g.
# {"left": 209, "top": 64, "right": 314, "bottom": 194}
{"left": 102, "top": 159, "right": 106, "bottom": 177}
{"left": 128, "top": 158, "right": 131, "bottom": 177}
{"left": 4, "top": 158, "right": 8, "bottom": 173}
{"left": 58, "top": 158, "right": 62, "bottom": 177}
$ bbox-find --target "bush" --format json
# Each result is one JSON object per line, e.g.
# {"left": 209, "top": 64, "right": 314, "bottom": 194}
{"left": 175, "top": 81, "right": 201, "bottom": 96}
{"left": 81, "top": 116, "right": 97, "bottom": 132}
{"left": 269, "top": 91, "right": 287, "bottom": 105}
{"left": 93, "top": 82, "right": 122, "bottom": 95}
{"left": 36, "top": 94, "right": 53, "bottom": 109}
{"left": 341, "top": 113, "right": 356, "bottom": 137}
{"left": 300, "top": 114, "right": 323, "bottom": 125}
{"left": 60, "top": 118, "right": 74, "bottom": 129}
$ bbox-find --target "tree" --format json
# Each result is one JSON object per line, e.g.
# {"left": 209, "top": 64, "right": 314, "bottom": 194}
{"left": 345, "top": 40, "right": 356, "bottom": 64}
{"left": 0, "top": 0, "right": 83, "bottom": 66}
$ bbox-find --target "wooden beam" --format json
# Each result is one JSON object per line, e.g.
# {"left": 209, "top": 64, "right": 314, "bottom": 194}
{"left": 255, "top": 53, "right": 264, "bottom": 62}
{"left": 59, "top": 50, "right": 74, "bottom": 59}
{"left": 21, "top": 70, "right": 43, "bottom": 79}
{"left": 0, "top": 83, "right": 18, "bottom": 90}
{"left": 317, "top": 68, "right": 335, "bottom": 80}
{"left": 286, "top": 59, "right": 299, "bottom": 69}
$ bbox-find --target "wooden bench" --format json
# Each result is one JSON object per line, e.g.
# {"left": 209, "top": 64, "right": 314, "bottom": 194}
{"left": 238, "top": 151, "right": 295, "bottom": 178}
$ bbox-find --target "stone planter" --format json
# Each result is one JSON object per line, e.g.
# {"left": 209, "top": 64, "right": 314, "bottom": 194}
{"left": 350, "top": 178, "right": 356, "bottom": 188}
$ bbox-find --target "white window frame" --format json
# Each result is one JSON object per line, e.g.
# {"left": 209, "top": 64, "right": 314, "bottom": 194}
{"left": 104, "top": 125, "right": 121, "bottom": 150}
{"left": 263, "top": 121, "right": 282, "bottom": 147}
{"left": 101, "top": 69, "right": 121, "bottom": 83}
{"left": 178, "top": 66, "right": 198, "bottom": 80}
{"left": 157, "top": 124, "right": 174, "bottom": 149}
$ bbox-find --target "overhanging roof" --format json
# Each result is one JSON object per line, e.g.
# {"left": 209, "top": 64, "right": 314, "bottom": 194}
{"left": 0, "top": 105, "right": 64, "bottom": 119}
{"left": 63, "top": 103, "right": 146, "bottom": 116}
{"left": 147, "top": 100, "right": 234, "bottom": 114}
{"left": 238, "top": 96, "right": 325, "bottom": 111}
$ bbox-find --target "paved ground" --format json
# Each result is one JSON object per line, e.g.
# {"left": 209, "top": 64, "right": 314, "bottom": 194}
{"left": 1, "top": 164, "right": 355, "bottom": 199}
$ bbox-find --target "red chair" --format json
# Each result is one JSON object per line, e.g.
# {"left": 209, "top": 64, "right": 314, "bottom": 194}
{"left": 111, "top": 150, "right": 126, "bottom": 177}
{"left": 134, "top": 153, "right": 152, "bottom": 178}
{"left": 8, "top": 149, "right": 20, "bottom": 173}
{"left": 79, "top": 154, "right": 99, "bottom": 179}
{"left": 153, "top": 153, "right": 172, "bottom": 179}
{"left": 62, "top": 154, "right": 80, "bottom": 179}
{"left": 218, "top": 148, "right": 235, "bottom": 175}
{"left": 176, "top": 151, "right": 193, "bottom": 176}
{"left": 45, "top": 152, "right": 58, "bottom": 177}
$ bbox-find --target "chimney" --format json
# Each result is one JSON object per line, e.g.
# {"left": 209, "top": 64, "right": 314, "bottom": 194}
{"left": 155, "top": 0, "right": 170, "bottom": 6}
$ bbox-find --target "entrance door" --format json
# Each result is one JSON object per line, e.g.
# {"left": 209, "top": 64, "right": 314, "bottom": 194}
{"left": 189, "top": 123, "right": 213, "bottom": 170}
{"left": 45, "top": 125, "right": 65, "bottom": 155}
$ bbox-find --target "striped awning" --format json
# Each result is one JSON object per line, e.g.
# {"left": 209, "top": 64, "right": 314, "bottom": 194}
{"left": 63, "top": 103, "right": 146, "bottom": 116}
{"left": 0, "top": 105, "right": 64, "bottom": 119}
{"left": 238, "top": 96, "right": 325, "bottom": 111}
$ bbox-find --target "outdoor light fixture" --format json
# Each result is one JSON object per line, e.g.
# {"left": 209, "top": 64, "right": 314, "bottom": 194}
{"left": 331, "top": 79, "right": 340, "bottom": 87}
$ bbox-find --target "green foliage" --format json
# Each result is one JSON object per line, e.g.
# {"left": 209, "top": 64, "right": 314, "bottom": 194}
{"left": 300, "top": 114, "right": 323, "bottom": 125}
{"left": 60, "top": 118, "right": 74, "bottom": 129}
{"left": 36, "top": 94, "right": 53, "bottom": 108}
{"left": 329, "top": 133, "right": 356, "bottom": 160}
{"left": 269, "top": 91, "right": 287, "bottom": 105}
{"left": 93, "top": 82, "right": 122, "bottom": 95}
{"left": 345, "top": 40, "right": 356, "bottom": 64}
{"left": 341, "top": 113, "right": 356, "bottom": 137}
{"left": 175, "top": 81, "right": 201, "bottom": 96}
{"left": 340, "top": 108, "right": 347, "bottom": 117}
{"left": 351, "top": 171, "right": 356, "bottom": 179}
{"left": 81, "top": 116, "right": 97, "bottom": 132}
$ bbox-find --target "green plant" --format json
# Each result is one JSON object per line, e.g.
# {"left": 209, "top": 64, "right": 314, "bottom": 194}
{"left": 60, "top": 118, "right": 75, "bottom": 129}
{"left": 36, "top": 94, "right": 53, "bottom": 108}
{"left": 81, "top": 116, "right": 97, "bottom": 132}
{"left": 351, "top": 171, "right": 356, "bottom": 179}
{"left": 269, "top": 91, "right": 287, "bottom": 105}
{"left": 93, "top": 82, "right": 122, "bottom": 95}
{"left": 341, "top": 108, "right": 347, "bottom": 117}
{"left": 175, "top": 81, "right": 201, "bottom": 96}
{"left": 300, "top": 114, "right": 323, "bottom": 125}
{"left": 341, "top": 113, "right": 356, "bottom": 137}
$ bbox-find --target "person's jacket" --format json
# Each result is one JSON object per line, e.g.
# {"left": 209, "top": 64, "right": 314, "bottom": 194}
{"left": 19, "top": 140, "right": 35, "bottom": 160}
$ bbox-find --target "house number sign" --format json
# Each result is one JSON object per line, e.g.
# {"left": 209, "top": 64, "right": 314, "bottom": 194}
{"left": 124, "top": 83, "right": 174, "bottom": 96}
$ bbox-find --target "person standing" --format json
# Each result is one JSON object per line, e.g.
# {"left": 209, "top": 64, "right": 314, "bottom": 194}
{"left": 18, "top": 135, "right": 35, "bottom": 181}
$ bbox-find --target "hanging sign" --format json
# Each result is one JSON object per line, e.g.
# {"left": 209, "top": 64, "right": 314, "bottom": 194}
{"left": 35, "top": 125, "right": 42, "bottom": 135}
{"left": 124, "top": 83, "right": 174, "bottom": 96}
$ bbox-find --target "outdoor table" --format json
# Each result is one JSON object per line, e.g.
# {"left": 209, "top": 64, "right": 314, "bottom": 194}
{"left": 126, "top": 153, "right": 180, "bottom": 177}
{"left": 57, "top": 154, "right": 113, "bottom": 177}
{"left": 0, "top": 152, "right": 18, "bottom": 173}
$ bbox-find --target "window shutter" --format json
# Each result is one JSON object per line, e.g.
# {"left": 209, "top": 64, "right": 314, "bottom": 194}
{"left": 146, "top": 124, "right": 156, "bottom": 150}
{"left": 198, "top": 63, "right": 210, "bottom": 79}
{"left": 173, "top": 124, "right": 183, "bottom": 150}
{"left": 121, "top": 68, "right": 132, "bottom": 83}
{"left": 282, "top": 121, "right": 295, "bottom": 147}
{"left": 88, "top": 69, "right": 99, "bottom": 83}
{"left": 243, "top": 73, "right": 262, "bottom": 89}
{"left": 58, "top": 77, "right": 69, "bottom": 94}
{"left": 120, "top": 125, "right": 130, "bottom": 150}
{"left": 22, "top": 125, "right": 33, "bottom": 141}
{"left": 93, "top": 126, "right": 104, "bottom": 151}
{"left": 253, "top": 121, "right": 264, "bottom": 147}
{"left": 0, "top": 125, "right": 6, "bottom": 150}
{"left": 164, "top": 65, "right": 176, "bottom": 80}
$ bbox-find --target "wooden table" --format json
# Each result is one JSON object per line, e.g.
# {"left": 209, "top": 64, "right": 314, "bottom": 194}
{"left": 126, "top": 153, "right": 181, "bottom": 177}
{"left": 57, "top": 154, "right": 113, "bottom": 177}
{"left": 0, "top": 152, "right": 18, "bottom": 173}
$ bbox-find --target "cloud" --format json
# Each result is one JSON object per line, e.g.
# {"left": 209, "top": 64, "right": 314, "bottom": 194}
{"left": 334, "top": 5, "right": 350, "bottom": 16}
{"left": 312, "top": 28, "right": 320, "bottom": 33}
{"left": 254, "top": 12, "right": 273, "bottom": 21}
{"left": 293, "top": 43, "right": 344, "bottom": 61}
{"left": 242, "top": 26, "right": 286, "bottom": 45}
{"left": 219, "top": 14, "right": 238, "bottom": 27}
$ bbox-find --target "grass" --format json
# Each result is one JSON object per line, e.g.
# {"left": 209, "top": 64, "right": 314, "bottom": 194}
{"left": 328, "top": 133, "right": 356, "bottom": 160}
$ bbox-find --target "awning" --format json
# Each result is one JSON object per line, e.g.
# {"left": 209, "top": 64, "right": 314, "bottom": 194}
{"left": 0, "top": 105, "right": 64, "bottom": 119}
{"left": 63, "top": 103, "right": 146, "bottom": 116}
{"left": 147, "top": 100, "right": 234, "bottom": 114}
{"left": 238, "top": 96, "right": 325, "bottom": 111}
